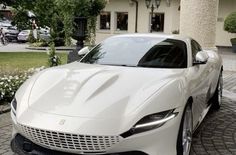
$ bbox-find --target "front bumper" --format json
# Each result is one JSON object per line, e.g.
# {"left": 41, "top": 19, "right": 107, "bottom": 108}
{"left": 11, "top": 107, "right": 184, "bottom": 155}
{"left": 11, "top": 134, "right": 147, "bottom": 155}
{"left": 5, "top": 34, "right": 18, "bottom": 41}
{"left": 17, "top": 35, "right": 28, "bottom": 41}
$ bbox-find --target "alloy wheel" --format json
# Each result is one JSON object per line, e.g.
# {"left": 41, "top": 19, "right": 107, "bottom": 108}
{"left": 182, "top": 106, "right": 193, "bottom": 155}
{"left": 218, "top": 72, "right": 223, "bottom": 106}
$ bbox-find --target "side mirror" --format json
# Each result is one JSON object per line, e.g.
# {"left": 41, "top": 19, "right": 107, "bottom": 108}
{"left": 78, "top": 46, "right": 90, "bottom": 56}
{"left": 193, "top": 51, "right": 209, "bottom": 65}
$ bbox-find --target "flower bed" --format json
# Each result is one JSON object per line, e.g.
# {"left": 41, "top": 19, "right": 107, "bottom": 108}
{"left": 0, "top": 67, "right": 45, "bottom": 105}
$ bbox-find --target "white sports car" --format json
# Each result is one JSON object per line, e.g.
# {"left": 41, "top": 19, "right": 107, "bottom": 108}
{"left": 11, "top": 34, "right": 223, "bottom": 155}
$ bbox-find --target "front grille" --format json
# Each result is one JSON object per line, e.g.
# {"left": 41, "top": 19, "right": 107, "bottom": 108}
{"left": 13, "top": 134, "right": 148, "bottom": 155}
{"left": 18, "top": 124, "right": 121, "bottom": 154}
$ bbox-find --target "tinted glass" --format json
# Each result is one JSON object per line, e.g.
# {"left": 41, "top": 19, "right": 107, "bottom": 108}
{"left": 195, "top": 40, "right": 202, "bottom": 51}
{"left": 81, "top": 37, "right": 187, "bottom": 68}
{"left": 100, "top": 12, "right": 111, "bottom": 30}
{"left": 152, "top": 13, "right": 164, "bottom": 32}
{"left": 116, "top": 12, "right": 128, "bottom": 31}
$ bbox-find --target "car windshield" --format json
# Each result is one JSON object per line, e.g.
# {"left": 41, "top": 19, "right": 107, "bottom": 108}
{"left": 21, "top": 30, "right": 30, "bottom": 34}
{"left": 8, "top": 26, "right": 17, "bottom": 30}
{"left": 81, "top": 36, "right": 187, "bottom": 68}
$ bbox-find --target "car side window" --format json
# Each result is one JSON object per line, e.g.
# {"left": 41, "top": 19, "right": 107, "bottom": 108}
{"left": 191, "top": 40, "right": 202, "bottom": 64}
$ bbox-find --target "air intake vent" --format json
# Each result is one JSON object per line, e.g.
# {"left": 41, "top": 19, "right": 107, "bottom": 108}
{"left": 18, "top": 124, "right": 120, "bottom": 154}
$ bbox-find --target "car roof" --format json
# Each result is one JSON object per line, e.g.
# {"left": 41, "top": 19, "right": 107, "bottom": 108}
{"left": 110, "top": 33, "right": 191, "bottom": 42}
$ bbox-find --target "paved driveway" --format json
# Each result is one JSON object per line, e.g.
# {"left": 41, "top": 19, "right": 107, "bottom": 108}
{"left": 0, "top": 43, "right": 71, "bottom": 53}
{"left": 0, "top": 43, "right": 32, "bottom": 52}
{"left": 219, "top": 48, "right": 236, "bottom": 72}
{"left": 0, "top": 71, "right": 236, "bottom": 155}
{"left": 191, "top": 72, "right": 236, "bottom": 155}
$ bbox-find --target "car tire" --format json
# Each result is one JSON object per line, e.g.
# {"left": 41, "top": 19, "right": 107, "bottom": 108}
{"left": 10, "top": 139, "right": 27, "bottom": 155}
{"left": 177, "top": 103, "right": 193, "bottom": 155}
{"left": 211, "top": 70, "right": 223, "bottom": 110}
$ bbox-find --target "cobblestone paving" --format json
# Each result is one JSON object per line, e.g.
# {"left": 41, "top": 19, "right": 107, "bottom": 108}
{"left": 190, "top": 72, "right": 236, "bottom": 155}
{"left": 0, "top": 112, "right": 14, "bottom": 155}
{"left": 190, "top": 97, "right": 236, "bottom": 155}
{"left": 0, "top": 72, "right": 236, "bottom": 155}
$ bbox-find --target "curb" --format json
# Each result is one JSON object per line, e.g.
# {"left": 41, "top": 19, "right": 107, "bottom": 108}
{"left": 26, "top": 46, "right": 76, "bottom": 51}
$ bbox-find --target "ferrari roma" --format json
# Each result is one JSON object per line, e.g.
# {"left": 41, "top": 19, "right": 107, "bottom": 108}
{"left": 11, "top": 34, "right": 223, "bottom": 155}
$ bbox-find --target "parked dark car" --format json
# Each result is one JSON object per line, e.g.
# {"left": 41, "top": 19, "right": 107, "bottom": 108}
{"left": 5, "top": 26, "right": 20, "bottom": 42}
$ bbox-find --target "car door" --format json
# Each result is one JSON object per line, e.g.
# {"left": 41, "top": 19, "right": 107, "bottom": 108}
{"left": 189, "top": 40, "right": 212, "bottom": 129}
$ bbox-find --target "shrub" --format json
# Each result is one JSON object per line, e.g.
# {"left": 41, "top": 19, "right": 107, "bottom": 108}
{"left": 231, "top": 38, "right": 236, "bottom": 44}
{"left": 31, "top": 40, "right": 49, "bottom": 47}
{"left": 0, "top": 73, "right": 28, "bottom": 104}
{"left": 172, "top": 30, "right": 179, "bottom": 34}
{"left": 48, "top": 43, "right": 61, "bottom": 67}
{"left": 224, "top": 12, "right": 236, "bottom": 33}
{"left": 0, "top": 67, "right": 45, "bottom": 104}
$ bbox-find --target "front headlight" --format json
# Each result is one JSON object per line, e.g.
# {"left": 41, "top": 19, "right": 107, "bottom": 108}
{"left": 121, "top": 109, "right": 178, "bottom": 138}
{"left": 11, "top": 98, "right": 17, "bottom": 115}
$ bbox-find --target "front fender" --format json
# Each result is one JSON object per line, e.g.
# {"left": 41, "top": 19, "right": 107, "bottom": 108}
{"left": 121, "top": 78, "right": 189, "bottom": 133}
{"left": 138, "top": 78, "right": 188, "bottom": 114}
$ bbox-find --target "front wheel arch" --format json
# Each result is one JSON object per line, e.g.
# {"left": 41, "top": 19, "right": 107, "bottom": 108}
{"left": 211, "top": 68, "right": 223, "bottom": 110}
{"left": 176, "top": 98, "right": 193, "bottom": 155}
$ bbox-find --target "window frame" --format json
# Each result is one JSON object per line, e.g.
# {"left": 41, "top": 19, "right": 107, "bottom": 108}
{"left": 149, "top": 13, "right": 165, "bottom": 32}
{"left": 115, "top": 12, "right": 128, "bottom": 31}
{"left": 99, "top": 11, "right": 111, "bottom": 30}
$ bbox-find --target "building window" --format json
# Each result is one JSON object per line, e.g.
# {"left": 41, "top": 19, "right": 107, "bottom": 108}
{"left": 116, "top": 12, "right": 128, "bottom": 31}
{"left": 100, "top": 12, "right": 111, "bottom": 30}
{"left": 151, "top": 13, "right": 164, "bottom": 32}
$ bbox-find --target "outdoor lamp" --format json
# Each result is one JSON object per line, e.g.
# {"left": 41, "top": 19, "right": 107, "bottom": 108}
{"left": 73, "top": 17, "right": 87, "bottom": 41}
{"left": 155, "top": 0, "right": 161, "bottom": 8}
{"left": 145, "top": 0, "right": 161, "bottom": 33}
{"left": 145, "top": 0, "right": 151, "bottom": 8}
{"left": 145, "top": 0, "right": 161, "bottom": 9}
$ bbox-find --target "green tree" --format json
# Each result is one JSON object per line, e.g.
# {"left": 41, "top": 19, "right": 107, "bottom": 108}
{"left": 0, "top": 0, "right": 15, "bottom": 6}
{"left": 55, "top": 0, "right": 106, "bottom": 46}
{"left": 88, "top": 0, "right": 106, "bottom": 45}
{"left": 9, "top": 0, "right": 106, "bottom": 46}
{"left": 55, "top": 0, "right": 75, "bottom": 46}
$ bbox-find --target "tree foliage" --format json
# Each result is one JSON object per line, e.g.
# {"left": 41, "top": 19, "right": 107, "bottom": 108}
{"left": 55, "top": 0, "right": 106, "bottom": 45}
{"left": 224, "top": 12, "right": 236, "bottom": 33}
{"left": 8, "top": 0, "right": 106, "bottom": 46}
{"left": 0, "top": 0, "right": 15, "bottom": 6}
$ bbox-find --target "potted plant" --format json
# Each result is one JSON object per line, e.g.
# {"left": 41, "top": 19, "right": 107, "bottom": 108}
{"left": 224, "top": 12, "right": 236, "bottom": 52}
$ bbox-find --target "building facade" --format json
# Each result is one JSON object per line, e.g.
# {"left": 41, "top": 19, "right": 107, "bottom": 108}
{"left": 95, "top": 0, "right": 236, "bottom": 47}
{"left": 0, "top": 4, "right": 13, "bottom": 20}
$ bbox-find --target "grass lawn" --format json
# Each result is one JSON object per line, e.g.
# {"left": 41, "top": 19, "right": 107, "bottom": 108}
{"left": 0, "top": 52, "right": 68, "bottom": 74}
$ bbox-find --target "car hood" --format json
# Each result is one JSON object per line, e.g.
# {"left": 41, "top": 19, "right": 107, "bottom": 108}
{"left": 27, "top": 63, "right": 184, "bottom": 119}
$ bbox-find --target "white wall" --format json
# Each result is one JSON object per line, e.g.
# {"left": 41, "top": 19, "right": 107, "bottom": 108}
{"left": 96, "top": 0, "right": 134, "bottom": 43}
{"left": 96, "top": 0, "right": 181, "bottom": 43}
{"left": 96, "top": 0, "right": 235, "bottom": 47}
